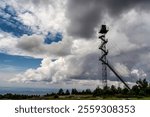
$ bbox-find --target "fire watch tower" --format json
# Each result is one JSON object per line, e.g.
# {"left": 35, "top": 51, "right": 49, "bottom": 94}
{"left": 99, "top": 25, "right": 108, "bottom": 88}
{"left": 99, "top": 25, "right": 130, "bottom": 90}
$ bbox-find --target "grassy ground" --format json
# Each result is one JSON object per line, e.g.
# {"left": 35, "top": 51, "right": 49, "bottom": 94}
{"left": 1, "top": 94, "right": 150, "bottom": 100}
{"left": 34, "top": 95, "right": 150, "bottom": 100}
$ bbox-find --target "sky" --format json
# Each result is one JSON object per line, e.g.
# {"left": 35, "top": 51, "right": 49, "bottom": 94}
{"left": 0, "top": 0, "right": 150, "bottom": 89}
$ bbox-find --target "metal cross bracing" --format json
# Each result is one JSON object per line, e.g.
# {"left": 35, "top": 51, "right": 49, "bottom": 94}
{"left": 98, "top": 25, "right": 130, "bottom": 90}
{"left": 99, "top": 32, "right": 108, "bottom": 88}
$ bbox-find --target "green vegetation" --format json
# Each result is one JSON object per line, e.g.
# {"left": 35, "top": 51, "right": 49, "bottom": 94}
{"left": 1, "top": 79, "right": 150, "bottom": 100}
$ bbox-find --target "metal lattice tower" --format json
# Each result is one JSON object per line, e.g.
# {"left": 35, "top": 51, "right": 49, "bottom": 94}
{"left": 99, "top": 25, "right": 109, "bottom": 88}
{"left": 98, "top": 24, "right": 130, "bottom": 90}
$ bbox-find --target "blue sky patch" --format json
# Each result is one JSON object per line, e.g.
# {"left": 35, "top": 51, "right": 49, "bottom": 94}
{"left": 44, "top": 32, "right": 63, "bottom": 44}
{"left": 4, "top": 5, "right": 17, "bottom": 17}
{"left": 0, "top": 53, "right": 42, "bottom": 71}
{"left": 0, "top": 5, "right": 32, "bottom": 37}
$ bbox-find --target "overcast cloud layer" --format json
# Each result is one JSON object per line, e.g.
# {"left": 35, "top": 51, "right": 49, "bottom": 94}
{"left": 1, "top": 0, "right": 150, "bottom": 88}
{"left": 67, "top": 0, "right": 150, "bottom": 39}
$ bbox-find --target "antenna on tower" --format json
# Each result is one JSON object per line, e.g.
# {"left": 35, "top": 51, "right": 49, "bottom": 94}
{"left": 98, "top": 24, "right": 130, "bottom": 90}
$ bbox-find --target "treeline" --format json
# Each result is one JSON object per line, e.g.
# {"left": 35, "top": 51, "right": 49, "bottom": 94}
{"left": 0, "top": 93, "right": 40, "bottom": 99}
{"left": 0, "top": 79, "right": 150, "bottom": 99}
{"left": 47, "top": 79, "right": 150, "bottom": 97}
{"left": 92, "top": 79, "right": 150, "bottom": 97}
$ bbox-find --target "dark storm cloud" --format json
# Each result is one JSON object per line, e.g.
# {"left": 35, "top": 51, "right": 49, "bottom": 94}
{"left": 66, "top": 0, "right": 102, "bottom": 39}
{"left": 66, "top": 0, "right": 150, "bottom": 39}
{"left": 65, "top": 52, "right": 134, "bottom": 82}
{"left": 68, "top": 46, "right": 150, "bottom": 83}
